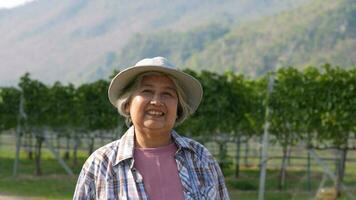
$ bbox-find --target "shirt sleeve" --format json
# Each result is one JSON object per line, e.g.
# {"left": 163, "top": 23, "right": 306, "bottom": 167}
{"left": 73, "top": 160, "right": 96, "bottom": 200}
{"left": 212, "top": 160, "right": 230, "bottom": 200}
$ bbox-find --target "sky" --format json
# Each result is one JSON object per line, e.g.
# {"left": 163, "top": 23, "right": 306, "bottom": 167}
{"left": 0, "top": 0, "right": 35, "bottom": 9}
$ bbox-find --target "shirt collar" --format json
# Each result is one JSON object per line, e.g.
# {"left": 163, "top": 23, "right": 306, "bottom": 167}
{"left": 171, "top": 130, "right": 196, "bottom": 154}
{"left": 113, "top": 126, "right": 196, "bottom": 166}
{"left": 114, "top": 126, "right": 135, "bottom": 166}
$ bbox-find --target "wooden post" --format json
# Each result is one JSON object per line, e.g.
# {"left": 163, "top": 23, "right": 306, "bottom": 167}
{"left": 13, "top": 127, "right": 22, "bottom": 177}
{"left": 244, "top": 140, "right": 249, "bottom": 167}
{"left": 13, "top": 92, "right": 26, "bottom": 177}
{"left": 258, "top": 73, "right": 274, "bottom": 200}
{"left": 235, "top": 135, "right": 241, "bottom": 178}
{"left": 307, "top": 149, "right": 312, "bottom": 191}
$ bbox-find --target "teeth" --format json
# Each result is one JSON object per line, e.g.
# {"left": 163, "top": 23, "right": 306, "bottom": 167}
{"left": 147, "top": 110, "right": 163, "bottom": 116}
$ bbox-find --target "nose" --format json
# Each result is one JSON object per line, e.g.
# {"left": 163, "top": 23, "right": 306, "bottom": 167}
{"left": 150, "top": 94, "right": 163, "bottom": 106}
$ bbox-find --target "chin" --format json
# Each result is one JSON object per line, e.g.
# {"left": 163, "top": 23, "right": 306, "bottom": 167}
{"left": 144, "top": 122, "right": 174, "bottom": 131}
{"left": 143, "top": 122, "right": 165, "bottom": 129}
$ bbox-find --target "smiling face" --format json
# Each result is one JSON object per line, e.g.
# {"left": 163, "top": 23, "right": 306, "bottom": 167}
{"left": 126, "top": 74, "right": 178, "bottom": 136}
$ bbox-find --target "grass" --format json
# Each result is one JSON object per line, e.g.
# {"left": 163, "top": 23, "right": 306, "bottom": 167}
{"left": 1, "top": 136, "right": 356, "bottom": 200}
{"left": 0, "top": 175, "right": 77, "bottom": 200}
{"left": 0, "top": 148, "right": 85, "bottom": 200}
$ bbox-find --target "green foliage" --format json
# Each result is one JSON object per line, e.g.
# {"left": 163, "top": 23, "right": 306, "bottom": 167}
{"left": 1, "top": 0, "right": 353, "bottom": 86}
{"left": 19, "top": 73, "right": 50, "bottom": 128}
{"left": 76, "top": 80, "right": 122, "bottom": 131}
{"left": 314, "top": 65, "right": 356, "bottom": 146}
{"left": 0, "top": 87, "right": 21, "bottom": 131}
{"left": 113, "top": 23, "right": 229, "bottom": 73}
{"left": 184, "top": 0, "right": 355, "bottom": 76}
{"left": 47, "top": 82, "right": 77, "bottom": 130}
{"left": 12, "top": 73, "right": 125, "bottom": 135}
{"left": 237, "top": 76, "right": 266, "bottom": 137}
{"left": 1, "top": 65, "right": 355, "bottom": 150}
{"left": 219, "top": 152, "right": 234, "bottom": 176}
{"left": 100, "top": 0, "right": 355, "bottom": 78}
{"left": 270, "top": 68, "right": 305, "bottom": 146}
{"left": 227, "top": 179, "right": 258, "bottom": 191}
{"left": 177, "top": 70, "right": 248, "bottom": 139}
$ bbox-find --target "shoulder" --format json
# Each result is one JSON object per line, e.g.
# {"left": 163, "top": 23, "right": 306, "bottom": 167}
{"left": 93, "top": 140, "right": 120, "bottom": 159}
{"left": 81, "top": 139, "right": 120, "bottom": 176}
{"left": 176, "top": 135, "right": 216, "bottom": 164}
{"left": 74, "top": 139, "right": 122, "bottom": 199}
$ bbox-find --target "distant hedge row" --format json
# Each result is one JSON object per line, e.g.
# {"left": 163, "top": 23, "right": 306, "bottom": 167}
{"left": 0, "top": 65, "right": 355, "bottom": 148}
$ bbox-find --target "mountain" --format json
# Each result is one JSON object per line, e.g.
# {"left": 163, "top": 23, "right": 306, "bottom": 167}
{"left": 0, "top": 0, "right": 350, "bottom": 86}
{"left": 0, "top": 0, "right": 309, "bottom": 86}
{"left": 185, "top": 0, "right": 356, "bottom": 77}
{"left": 114, "top": 0, "right": 355, "bottom": 78}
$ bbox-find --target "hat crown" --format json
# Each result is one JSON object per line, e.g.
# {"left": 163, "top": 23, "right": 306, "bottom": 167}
{"left": 135, "top": 57, "right": 176, "bottom": 69}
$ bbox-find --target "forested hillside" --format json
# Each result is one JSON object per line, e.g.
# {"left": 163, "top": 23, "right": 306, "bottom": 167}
{"left": 112, "top": 0, "right": 355, "bottom": 78}
{"left": 0, "top": 0, "right": 311, "bottom": 85}
{"left": 186, "top": 0, "right": 356, "bottom": 76}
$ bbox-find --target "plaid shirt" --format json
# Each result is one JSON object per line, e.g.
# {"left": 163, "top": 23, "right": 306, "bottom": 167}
{"left": 73, "top": 126, "right": 230, "bottom": 200}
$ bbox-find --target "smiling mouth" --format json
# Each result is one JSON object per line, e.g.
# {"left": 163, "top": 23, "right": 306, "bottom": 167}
{"left": 147, "top": 110, "right": 164, "bottom": 116}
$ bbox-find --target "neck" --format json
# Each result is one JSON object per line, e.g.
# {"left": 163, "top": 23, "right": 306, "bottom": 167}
{"left": 134, "top": 127, "right": 173, "bottom": 148}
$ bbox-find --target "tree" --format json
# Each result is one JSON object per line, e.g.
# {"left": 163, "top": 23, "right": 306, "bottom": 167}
{"left": 76, "top": 80, "right": 123, "bottom": 164}
{"left": 19, "top": 73, "right": 50, "bottom": 175}
{"left": 269, "top": 68, "right": 305, "bottom": 189}
{"left": 315, "top": 65, "right": 356, "bottom": 196}
{"left": 47, "top": 82, "right": 77, "bottom": 159}
{"left": 0, "top": 87, "right": 21, "bottom": 132}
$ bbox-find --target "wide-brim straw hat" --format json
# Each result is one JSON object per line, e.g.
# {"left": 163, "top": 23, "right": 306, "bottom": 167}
{"left": 108, "top": 56, "right": 203, "bottom": 113}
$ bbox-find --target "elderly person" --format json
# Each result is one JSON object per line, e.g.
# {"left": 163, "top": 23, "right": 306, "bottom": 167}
{"left": 73, "top": 57, "right": 229, "bottom": 200}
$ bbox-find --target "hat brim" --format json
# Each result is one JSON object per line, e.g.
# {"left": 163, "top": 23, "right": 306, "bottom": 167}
{"left": 108, "top": 65, "right": 203, "bottom": 113}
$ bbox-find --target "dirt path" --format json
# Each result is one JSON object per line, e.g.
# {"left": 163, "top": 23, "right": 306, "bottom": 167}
{"left": 0, "top": 194, "right": 31, "bottom": 200}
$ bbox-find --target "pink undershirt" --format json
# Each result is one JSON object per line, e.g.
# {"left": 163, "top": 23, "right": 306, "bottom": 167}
{"left": 134, "top": 143, "right": 184, "bottom": 200}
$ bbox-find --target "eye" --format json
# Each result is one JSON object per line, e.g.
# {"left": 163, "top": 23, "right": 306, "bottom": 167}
{"left": 163, "top": 92, "right": 172, "bottom": 97}
{"left": 163, "top": 91, "right": 177, "bottom": 98}
{"left": 141, "top": 89, "right": 153, "bottom": 94}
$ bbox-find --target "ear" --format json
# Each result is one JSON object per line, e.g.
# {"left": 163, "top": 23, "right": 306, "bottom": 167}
{"left": 124, "top": 102, "right": 130, "bottom": 115}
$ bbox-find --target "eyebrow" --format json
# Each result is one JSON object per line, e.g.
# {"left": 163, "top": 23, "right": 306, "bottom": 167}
{"left": 141, "top": 84, "right": 176, "bottom": 92}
